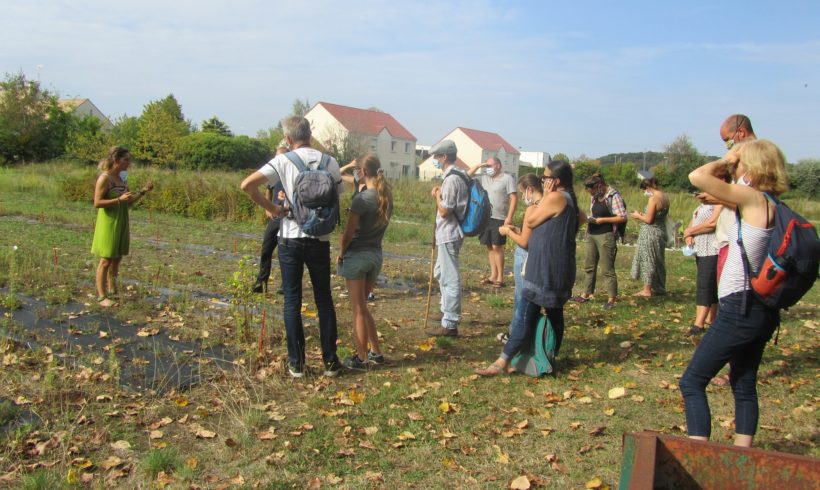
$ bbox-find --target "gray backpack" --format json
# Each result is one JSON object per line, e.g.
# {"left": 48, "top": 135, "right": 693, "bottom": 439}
{"left": 282, "top": 151, "right": 340, "bottom": 236}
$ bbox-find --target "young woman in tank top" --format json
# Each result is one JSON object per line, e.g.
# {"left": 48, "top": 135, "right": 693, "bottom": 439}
{"left": 679, "top": 139, "right": 789, "bottom": 447}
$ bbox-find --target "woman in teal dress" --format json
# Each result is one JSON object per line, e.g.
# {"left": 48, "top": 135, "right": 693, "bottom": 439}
{"left": 630, "top": 177, "right": 670, "bottom": 297}
{"left": 91, "top": 146, "right": 152, "bottom": 307}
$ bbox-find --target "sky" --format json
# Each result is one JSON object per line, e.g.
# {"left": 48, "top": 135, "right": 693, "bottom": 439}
{"left": 3, "top": 0, "right": 819, "bottom": 161}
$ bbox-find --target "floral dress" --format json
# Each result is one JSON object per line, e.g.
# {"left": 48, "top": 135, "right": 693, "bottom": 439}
{"left": 630, "top": 207, "right": 668, "bottom": 294}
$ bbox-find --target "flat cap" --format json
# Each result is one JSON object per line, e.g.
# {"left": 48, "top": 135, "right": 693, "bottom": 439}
{"left": 429, "top": 139, "right": 457, "bottom": 156}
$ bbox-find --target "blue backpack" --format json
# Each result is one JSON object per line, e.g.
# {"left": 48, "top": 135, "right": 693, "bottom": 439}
{"left": 447, "top": 171, "right": 491, "bottom": 237}
{"left": 282, "top": 151, "right": 340, "bottom": 237}
{"left": 511, "top": 314, "right": 556, "bottom": 377}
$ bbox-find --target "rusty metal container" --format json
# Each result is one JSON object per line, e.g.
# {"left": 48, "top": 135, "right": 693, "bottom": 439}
{"left": 619, "top": 431, "right": 819, "bottom": 489}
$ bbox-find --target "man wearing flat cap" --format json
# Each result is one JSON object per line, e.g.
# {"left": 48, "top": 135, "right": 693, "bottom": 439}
{"left": 428, "top": 139, "right": 469, "bottom": 337}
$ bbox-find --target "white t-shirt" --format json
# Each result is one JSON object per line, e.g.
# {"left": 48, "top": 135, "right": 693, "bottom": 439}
{"left": 257, "top": 147, "right": 343, "bottom": 240}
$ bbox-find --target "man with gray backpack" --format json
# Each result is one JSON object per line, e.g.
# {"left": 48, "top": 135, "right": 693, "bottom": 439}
{"left": 241, "top": 116, "right": 344, "bottom": 378}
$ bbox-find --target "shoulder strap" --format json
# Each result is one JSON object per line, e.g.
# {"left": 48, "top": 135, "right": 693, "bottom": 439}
{"left": 283, "top": 151, "right": 307, "bottom": 173}
{"left": 735, "top": 208, "right": 753, "bottom": 314}
{"left": 317, "top": 153, "right": 330, "bottom": 171}
{"left": 445, "top": 170, "right": 471, "bottom": 187}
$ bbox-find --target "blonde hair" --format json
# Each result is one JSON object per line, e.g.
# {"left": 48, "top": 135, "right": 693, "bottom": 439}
{"left": 360, "top": 154, "right": 392, "bottom": 225}
{"left": 737, "top": 139, "right": 789, "bottom": 196}
{"left": 98, "top": 146, "right": 130, "bottom": 172}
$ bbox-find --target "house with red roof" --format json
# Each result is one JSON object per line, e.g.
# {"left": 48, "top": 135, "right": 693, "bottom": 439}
{"left": 418, "top": 127, "right": 521, "bottom": 181}
{"left": 305, "top": 102, "right": 417, "bottom": 179}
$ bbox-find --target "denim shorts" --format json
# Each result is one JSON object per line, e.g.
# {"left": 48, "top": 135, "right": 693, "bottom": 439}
{"left": 340, "top": 250, "right": 382, "bottom": 282}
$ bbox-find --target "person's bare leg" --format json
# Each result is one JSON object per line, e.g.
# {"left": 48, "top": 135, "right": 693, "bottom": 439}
{"left": 694, "top": 305, "right": 709, "bottom": 327}
{"left": 492, "top": 245, "right": 505, "bottom": 284}
{"left": 363, "top": 280, "right": 381, "bottom": 356}
{"left": 734, "top": 434, "right": 753, "bottom": 447}
{"left": 109, "top": 257, "right": 122, "bottom": 297}
{"left": 347, "top": 279, "right": 369, "bottom": 362}
{"left": 96, "top": 258, "right": 114, "bottom": 307}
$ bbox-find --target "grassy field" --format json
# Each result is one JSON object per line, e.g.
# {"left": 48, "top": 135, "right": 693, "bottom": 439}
{"left": 0, "top": 163, "right": 817, "bottom": 489}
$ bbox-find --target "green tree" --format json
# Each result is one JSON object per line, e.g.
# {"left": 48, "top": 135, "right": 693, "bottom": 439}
{"left": 111, "top": 115, "right": 140, "bottom": 151}
{"left": 788, "top": 159, "right": 819, "bottom": 197}
{"left": 65, "top": 115, "right": 113, "bottom": 163}
{"left": 603, "top": 161, "right": 639, "bottom": 187}
{"left": 551, "top": 152, "right": 570, "bottom": 163}
{"left": 136, "top": 94, "right": 190, "bottom": 166}
{"left": 175, "top": 132, "right": 269, "bottom": 170}
{"left": 662, "top": 134, "right": 706, "bottom": 190}
{"left": 201, "top": 116, "right": 233, "bottom": 137}
{"left": 0, "top": 72, "right": 73, "bottom": 163}
{"left": 573, "top": 159, "right": 601, "bottom": 183}
{"left": 291, "top": 98, "right": 311, "bottom": 117}
{"left": 256, "top": 127, "right": 284, "bottom": 153}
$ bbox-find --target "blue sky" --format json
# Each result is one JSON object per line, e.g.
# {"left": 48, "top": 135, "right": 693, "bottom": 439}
{"left": 3, "top": 0, "right": 819, "bottom": 161}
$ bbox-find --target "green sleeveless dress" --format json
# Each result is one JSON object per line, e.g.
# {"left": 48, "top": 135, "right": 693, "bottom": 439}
{"left": 91, "top": 183, "right": 130, "bottom": 258}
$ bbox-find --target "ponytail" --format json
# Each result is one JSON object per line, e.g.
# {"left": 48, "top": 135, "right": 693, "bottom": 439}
{"left": 360, "top": 154, "right": 392, "bottom": 225}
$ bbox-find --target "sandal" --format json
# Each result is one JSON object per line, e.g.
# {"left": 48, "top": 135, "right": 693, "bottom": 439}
{"left": 711, "top": 374, "right": 730, "bottom": 387}
{"left": 479, "top": 277, "right": 494, "bottom": 285}
{"left": 475, "top": 362, "right": 505, "bottom": 377}
{"left": 97, "top": 295, "right": 118, "bottom": 308}
{"left": 572, "top": 295, "right": 591, "bottom": 303}
{"left": 491, "top": 281, "right": 504, "bottom": 289}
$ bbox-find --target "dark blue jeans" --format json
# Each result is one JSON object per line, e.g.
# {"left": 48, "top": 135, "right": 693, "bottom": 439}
{"left": 679, "top": 292, "right": 779, "bottom": 437}
{"left": 278, "top": 238, "right": 338, "bottom": 370}
{"left": 256, "top": 219, "right": 280, "bottom": 284}
{"left": 502, "top": 297, "right": 564, "bottom": 362}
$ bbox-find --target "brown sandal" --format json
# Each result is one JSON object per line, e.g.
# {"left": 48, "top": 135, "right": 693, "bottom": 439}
{"left": 491, "top": 281, "right": 504, "bottom": 289}
{"left": 479, "top": 277, "right": 494, "bottom": 285}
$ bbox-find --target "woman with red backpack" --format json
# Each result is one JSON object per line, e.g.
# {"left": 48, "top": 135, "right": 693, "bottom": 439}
{"left": 680, "top": 139, "right": 789, "bottom": 447}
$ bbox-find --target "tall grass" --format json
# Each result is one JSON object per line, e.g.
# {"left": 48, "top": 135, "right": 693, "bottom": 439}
{"left": 2, "top": 162, "right": 817, "bottom": 227}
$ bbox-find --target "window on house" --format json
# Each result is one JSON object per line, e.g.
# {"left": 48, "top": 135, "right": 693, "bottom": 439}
{"left": 391, "top": 141, "right": 396, "bottom": 152}
{"left": 402, "top": 165, "right": 410, "bottom": 176}
{"left": 405, "top": 142, "right": 410, "bottom": 153}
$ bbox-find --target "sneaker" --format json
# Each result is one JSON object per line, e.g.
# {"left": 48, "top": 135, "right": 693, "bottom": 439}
{"left": 602, "top": 302, "right": 615, "bottom": 311}
{"left": 572, "top": 295, "right": 591, "bottom": 303}
{"left": 252, "top": 282, "right": 266, "bottom": 293}
{"left": 323, "top": 358, "right": 342, "bottom": 377}
{"left": 288, "top": 364, "right": 304, "bottom": 378}
{"left": 367, "top": 351, "right": 385, "bottom": 365}
{"left": 496, "top": 332, "right": 510, "bottom": 344}
{"left": 685, "top": 325, "right": 706, "bottom": 337}
{"left": 425, "top": 326, "right": 458, "bottom": 337}
{"left": 367, "top": 292, "right": 376, "bottom": 301}
{"left": 343, "top": 355, "right": 370, "bottom": 371}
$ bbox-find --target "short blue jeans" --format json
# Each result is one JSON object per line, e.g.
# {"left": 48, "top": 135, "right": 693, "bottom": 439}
{"left": 679, "top": 292, "right": 779, "bottom": 437}
{"left": 434, "top": 240, "right": 463, "bottom": 329}
{"left": 278, "top": 238, "right": 339, "bottom": 370}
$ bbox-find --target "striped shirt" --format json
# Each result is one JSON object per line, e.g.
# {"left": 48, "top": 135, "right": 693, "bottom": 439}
{"left": 718, "top": 217, "right": 773, "bottom": 298}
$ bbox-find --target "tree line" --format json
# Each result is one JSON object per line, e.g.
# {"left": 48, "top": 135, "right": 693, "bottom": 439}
{"left": 1, "top": 72, "right": 817, "bottom": 197}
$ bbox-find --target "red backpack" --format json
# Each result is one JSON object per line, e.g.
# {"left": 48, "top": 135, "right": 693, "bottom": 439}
{"left": 737, "top": 193, "right": 820, "bottom": 310}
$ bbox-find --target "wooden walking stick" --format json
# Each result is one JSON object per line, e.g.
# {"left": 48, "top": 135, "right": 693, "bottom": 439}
{"left": 422, "top": 223, "right": 437, "bottom": 332}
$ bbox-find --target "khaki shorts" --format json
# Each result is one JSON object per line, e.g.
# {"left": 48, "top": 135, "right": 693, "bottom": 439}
{"left": 340, "top": 250, "right": 383, "bottom": 282}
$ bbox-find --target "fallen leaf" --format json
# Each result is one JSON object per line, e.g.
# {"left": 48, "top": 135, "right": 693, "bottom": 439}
{"left": 149, "top": 430, "right": 163, "bottom": 440}
{"left": 608, "top": 387, "right": 626, "bottom": 399}
{"left": 195, "top": 428, "right": 216, "bottom": 439}
{"left": 100, "top": 456, "right": 123, "bottom": 470}
{"left": 585, "top": 476, "right": 603, "bottom": 489}
{"left": 110, "top": 440, "right": 131, "bottom": 450}
{"left": 510, "top": 475, "right": 531, "bottom": 489}
{"left": 136, "top": 328, "right": 160, "bottom": 337}
{"left": 397, "top": 431, "right": 416, "bottom": 441}
{"left": 493, "top": 445, "right": 510, "bottom": 464}
{"left": 407, "top": 411, "right": 424, "bottom": 421}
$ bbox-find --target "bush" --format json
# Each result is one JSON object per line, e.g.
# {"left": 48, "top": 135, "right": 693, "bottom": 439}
{"left": 174, "top": 132, "right": 270, "bottom": 170}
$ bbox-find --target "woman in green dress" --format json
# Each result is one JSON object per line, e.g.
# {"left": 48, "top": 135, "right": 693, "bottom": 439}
{"left": 91, "top": 146, "right": 153, "bottom": 307}
{"left": 630, "top": 177, "right": 670, "bottom": 297}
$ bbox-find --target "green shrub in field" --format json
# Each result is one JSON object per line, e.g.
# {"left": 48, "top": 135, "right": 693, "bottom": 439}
{"left": 59, "top": 167, "right": 97, "bottom": 203}
{"left": 174, "top": 132, "right": 270, "bottom": 170}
